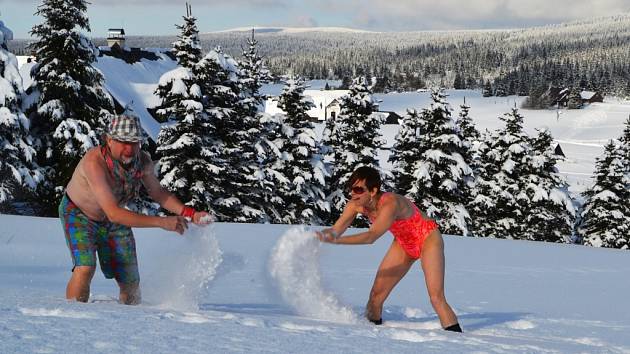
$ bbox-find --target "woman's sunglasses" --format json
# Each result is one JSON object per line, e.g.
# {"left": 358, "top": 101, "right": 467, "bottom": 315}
{"left": 350, "top": 186, "right": 366, "bottom": 194}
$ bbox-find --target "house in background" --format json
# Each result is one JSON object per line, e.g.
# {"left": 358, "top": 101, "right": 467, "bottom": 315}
{"left": 107, "top": 28, "right": 126, "bottom": 48}
{"left": 376, "top": 111, "right": 403, "bottom": 124}
{"left": 580, "top": 91, "right": 604, "bottom": 104}
{"left": 265, "top": 89, "right": 404, "bottom": 125}
{"left": 265, "top": 89, "right": 350, "bottom": 122}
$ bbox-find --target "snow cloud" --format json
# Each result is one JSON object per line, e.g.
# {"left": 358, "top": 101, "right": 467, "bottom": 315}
{"left": 332, "top": 0, "right": 630, "bottom": 30}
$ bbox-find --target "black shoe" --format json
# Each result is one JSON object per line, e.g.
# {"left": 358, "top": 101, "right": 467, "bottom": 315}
{"left": 368, "top": 318, "right": 383, "bottom": 325}
{"left": 444, "top": 323, "right": 463, "bottom": 333}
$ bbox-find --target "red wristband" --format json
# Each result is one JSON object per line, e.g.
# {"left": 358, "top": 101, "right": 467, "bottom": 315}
{"left": 180, "top": 206, "right": 196, "bottom": 219}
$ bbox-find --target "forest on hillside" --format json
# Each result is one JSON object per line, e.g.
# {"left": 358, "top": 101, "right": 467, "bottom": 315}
{"left": 10, "top": 14, "right": 630, "bottom": 98}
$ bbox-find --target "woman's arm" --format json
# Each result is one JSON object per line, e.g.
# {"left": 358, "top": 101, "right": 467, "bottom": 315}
{"left": 318, "top": 201, "right": 359, "bottom": 241}
{"left": 323, "top": 197, "right": 397, "bottom": 245}
{"left": 331, "top": 201, "right": 396, "bottom": 245}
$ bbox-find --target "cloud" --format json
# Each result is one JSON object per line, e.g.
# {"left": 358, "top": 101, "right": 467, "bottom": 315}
{"left": 333, "top": 0, "right": 630, "bottom": 30}
{"left": 291, "top": 15, "right": 318, "bottom": 27}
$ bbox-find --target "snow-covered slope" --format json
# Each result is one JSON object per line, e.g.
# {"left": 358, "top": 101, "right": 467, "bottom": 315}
{"left": 1, "top": 214, "right": 629, "bottom": 353}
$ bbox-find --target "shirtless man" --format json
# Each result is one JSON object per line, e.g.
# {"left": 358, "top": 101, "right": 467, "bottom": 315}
{"left": 59, "top": 114, "right": 211, "bottom": 305}
{"left": 317, "top": 166, "right": 461, "bottom": 332}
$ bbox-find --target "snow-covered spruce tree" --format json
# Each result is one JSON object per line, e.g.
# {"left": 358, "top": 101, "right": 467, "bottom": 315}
{"left": 153, "top": 6, "right": 203, "bottom": 123}
{"left": 172, "top": 3, "right": 201, "bottom": 69}
{"left": 567, "top": 87, "right": 583, "bottom": 109}
{"left": 469, "top": 108, "right": 530, "bottom": 239}
{"left": 155, "top": 67, "right": 215, "bottom": 212}
{"left": 323, "top": 76, "right": 382, "bottom": 223}
{"left": 390, "top": 108, "right": 425, "bottom": 196}
{"left": 27, "top": 0, "right": 114, "bottom": 215}
{"left": 0, "top": 21, "right": 43, "bottom": 212}
{"left": 578, "top": 140, "right": 630, "bottom": 249}
{"left": 620, "top": 116, "right": 630, "bottom": 192}
{"left": 407, "top": 89, "right": 473, "bottom": 236}
{"left": 236, "top": 30, "right": 280, "bottom": 223}
{"left": 521, "top": 128, "right": 575, "bottom": 242}
{"left": 275, "top": 76, "right": 328, "bottom": 224}
{"left": 455, "top": 100, "right": 480, "bottom": 212}
{"left": 191, "top": 48, "right": 247, "bottom": 222}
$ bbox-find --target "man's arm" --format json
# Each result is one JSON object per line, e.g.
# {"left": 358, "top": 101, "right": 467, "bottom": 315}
{"left": 141, "top": 154, "right": 212, "bottom": 224}
{"left": 141, "top": 156, "right": 186, "bottom": 216}
{"left": 83, "top": 155, "right": 173, "bottom": 229}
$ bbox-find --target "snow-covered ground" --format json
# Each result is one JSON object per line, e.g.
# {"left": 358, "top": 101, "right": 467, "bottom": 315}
{"left": 1, "top": 214, "right": 629, "bottom": 353}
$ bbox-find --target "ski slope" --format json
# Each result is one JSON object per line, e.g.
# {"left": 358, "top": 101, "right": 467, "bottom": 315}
{"left": 1, "top": 214, "right": 629, "bottom": 353}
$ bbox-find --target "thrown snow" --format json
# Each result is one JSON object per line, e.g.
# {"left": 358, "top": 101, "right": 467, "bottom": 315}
{"left": 269, "top": 227, "right": 357, "bottom": 324}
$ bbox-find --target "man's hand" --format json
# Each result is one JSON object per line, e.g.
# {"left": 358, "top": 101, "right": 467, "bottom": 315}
{"left": 160, "top": 216, "right": 189, "bottom": 235}
{"left": 192, "top": 211, "right": 214, "bottom": 225}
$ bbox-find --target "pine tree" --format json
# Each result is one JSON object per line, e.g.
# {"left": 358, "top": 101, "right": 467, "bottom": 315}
{"left": 192, "top": 48, "right": 246, "bottom": 221}
{"left": 620, "top": 116, "right": 630, "bottom": 192}
{"left": 470, "top": 108, "right": 530, "bottom": 238}
{"left": 567, "top": 87, "right": 583, "bottom": 109}
{"left": 275, "top": 76, "right": 329, "bottom": 224}
{"left": 154, "top": 5, "right": 203, "bottom": 123}
{"left": 521, "top": 128, "right": 575, "bottom": 242}
{"left": 236, "top": 30, "right": 277, "bottom": 223}
{"left": 407, "top": 89, "right": 473, "bottom": 236}
{"left": 27, "top": 0, "right": 114, "bottom": 215}
{"left": 323, "top": 76, "right": 382, "bottom": 222}
{"left": 578, "top": 141, "right": 630, "bottom": 249}
{"left": 155, "top": 66, "right": 213, "bottom": 212}
{"left": 482, "top": 80, "right": 493, "bottom": 97}
{"left": 390, "top": 108, "right": 425, "bottom": 196}
{"left": 0, "top": 21, "right": 43, "bottom": 212}
{"left": 455, "top": 99, "right": 480, "bottom": 232}
{"left": 172, "top": 3, "right": 201, "bottom": 69}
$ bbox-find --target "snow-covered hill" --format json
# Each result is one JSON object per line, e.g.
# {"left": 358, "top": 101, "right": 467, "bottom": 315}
{"left": 1, "top": 214, "right": 629, "bottom": 353}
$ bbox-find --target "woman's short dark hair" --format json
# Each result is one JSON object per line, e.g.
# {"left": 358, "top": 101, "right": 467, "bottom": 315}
{"left": 347, "top": 166, "right": 381, "bottom": 192}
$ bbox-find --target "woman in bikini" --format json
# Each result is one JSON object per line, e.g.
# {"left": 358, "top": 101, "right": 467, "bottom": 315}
{"left": 317, "top": 166, "right": 462, "bottom": 332}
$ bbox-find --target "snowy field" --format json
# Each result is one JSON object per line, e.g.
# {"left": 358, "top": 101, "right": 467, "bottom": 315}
{"left": 1, "top": 214, "right": 630, "bottom": 353}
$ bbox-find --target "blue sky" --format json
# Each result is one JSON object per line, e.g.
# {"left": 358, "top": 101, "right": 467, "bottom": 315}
{"left": 2, "top": 0, "right": 630, "bottom": 39}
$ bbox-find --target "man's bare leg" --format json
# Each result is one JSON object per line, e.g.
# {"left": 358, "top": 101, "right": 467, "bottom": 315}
{"left": 66, "top": 266, "right": 96, "bottom": 302}
{"left": 117, "top": 281, "right": 141, "bottom": 305}
{"left": 366, "top": 240, "right": 415, "bottom": 322}
{"left": 420, "top": 230, "right": 459, "bottom": 328}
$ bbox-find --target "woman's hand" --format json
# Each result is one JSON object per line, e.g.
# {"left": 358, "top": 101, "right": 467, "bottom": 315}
{"left": 316, "top": 228, "right": 338, "bottom": 243}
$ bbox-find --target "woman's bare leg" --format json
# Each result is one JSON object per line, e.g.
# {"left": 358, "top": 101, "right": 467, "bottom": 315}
{"left": 420, "top": 229, "right": 458, "bottom": 328}
{"left": 366, "top": 239, "right": 415, "bottom": 322}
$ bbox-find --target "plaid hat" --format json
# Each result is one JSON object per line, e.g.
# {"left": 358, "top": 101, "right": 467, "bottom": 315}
{"left": 107, "top": 114, "right": 147, "bottom": 143}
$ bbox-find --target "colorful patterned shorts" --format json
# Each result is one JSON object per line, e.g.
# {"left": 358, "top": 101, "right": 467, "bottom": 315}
{"left": 58, "top": 194, "right": 139, "bottom": 284}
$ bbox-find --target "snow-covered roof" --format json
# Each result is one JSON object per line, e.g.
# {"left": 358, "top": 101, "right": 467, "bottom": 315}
{"left": 580, "top": 91, "right": 597, "bottom": 100}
